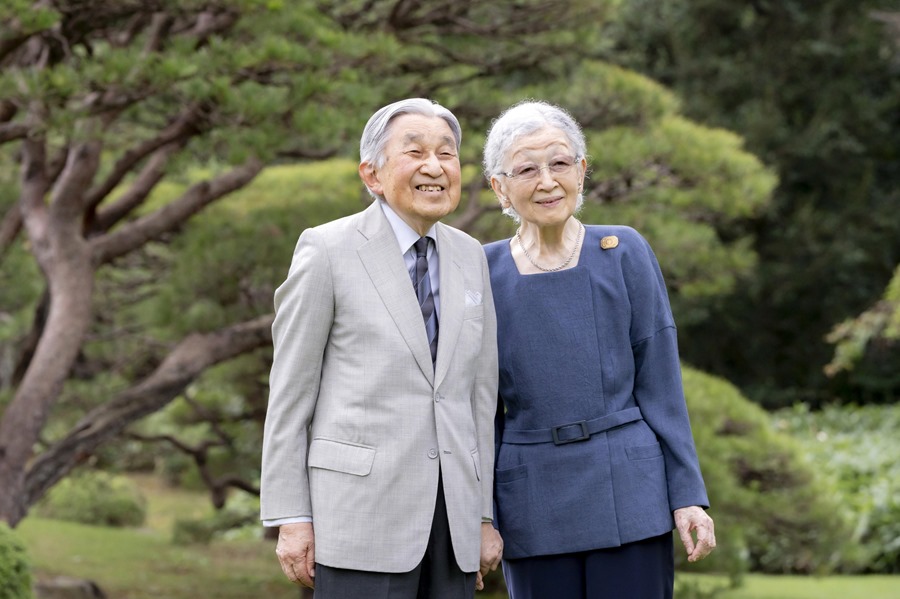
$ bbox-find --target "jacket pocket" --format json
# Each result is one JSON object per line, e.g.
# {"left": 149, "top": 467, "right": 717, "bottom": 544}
{"left": 625, "top": 442, "right": 663, "bottom": 461}
{"left": 470, "top": 448, "right": 481, "bottom": 481}
{"left": 308, "top": 438, "right": 376, "bottom": 476}
{"left": 495, "top": 463, "right": 528, "bottom": 483}
{"left": 463, "top": 304, "right": 484, "bottom": 320}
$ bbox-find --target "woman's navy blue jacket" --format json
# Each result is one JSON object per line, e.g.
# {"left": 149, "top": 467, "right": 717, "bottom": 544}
{"left": 484, "top": 225, "right": 709, "bottom": 559}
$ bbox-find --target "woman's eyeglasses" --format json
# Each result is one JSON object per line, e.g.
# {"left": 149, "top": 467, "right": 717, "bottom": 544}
{"left": 500, "top": 156, "right": 578, "bottom": 181}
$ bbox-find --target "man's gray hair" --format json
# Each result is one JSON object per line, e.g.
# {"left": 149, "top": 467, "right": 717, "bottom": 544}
{"left": 483, "top": 100, "right": 587, "bottom": 222}
{"left": 360, "top": 98, "right": 462, "bottom": 201}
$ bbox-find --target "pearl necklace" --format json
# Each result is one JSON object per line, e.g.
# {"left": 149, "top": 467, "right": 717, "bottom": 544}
{"left": 515, "top": 222, "right": 584, "bottom": 272}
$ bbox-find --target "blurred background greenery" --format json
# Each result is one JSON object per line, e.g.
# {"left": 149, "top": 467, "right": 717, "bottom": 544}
{"left": 0, "top": 1, "right": 898, "bottom": 597}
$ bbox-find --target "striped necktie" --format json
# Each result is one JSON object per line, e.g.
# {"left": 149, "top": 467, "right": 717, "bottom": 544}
{"left": 413, "top": 237, "right": 438, "bottom": 365}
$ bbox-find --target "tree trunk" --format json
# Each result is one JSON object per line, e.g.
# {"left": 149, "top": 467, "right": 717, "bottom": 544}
{"left": 0, "top": 248, "right": 94, "bottom": 525}
{"left": 0, "top": 139, "right": 100, "bottom": 526}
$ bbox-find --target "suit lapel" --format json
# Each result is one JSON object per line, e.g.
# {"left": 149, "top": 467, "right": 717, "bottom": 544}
{"left": 434, "top": 224, "right": 464, "bottom": 390}
{"left": 357, "top": 202, "right": 435, "bottom": 383}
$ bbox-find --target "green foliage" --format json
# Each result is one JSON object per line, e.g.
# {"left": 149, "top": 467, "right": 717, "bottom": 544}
{"left": 682, "top": 367, "right": 856, "bottom": 574}
{"left": 140, "top": 359, "right": 269, "bottom": 494}
{"left": 35, "top": 471, "right": 147, "bottom": 528}
{"left": 0, "top": 523, "right": 33, "bottom": 599}
{"left": 825, "top": 265, "right": 900, "bottom": 396}
{"left": 172, "top": 493, "right": 260, "bottom": 545}
{"left": 608, "top": 0, "right": 900, "bottom": 406}
{"left": 171, "top": 510, "right": 250, "bottom": 545}
{"left": 581, "top": 112, "right": 774, "bottom": 320}
{"left": 0, "top": 243, "right": 43, "bottom": 349}
{"left": 773, "top": 404, "right": 900, "bottom": 573}
{"left": 548, "top": 61, "right": 682, "bottom": 128}
{"left": 0, "top": 175, "right": 44, "bottom": 367}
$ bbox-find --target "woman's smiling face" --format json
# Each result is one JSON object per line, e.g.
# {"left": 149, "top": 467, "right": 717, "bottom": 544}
{"left": 492, "top": 126, "right": 586, "bottom": 228}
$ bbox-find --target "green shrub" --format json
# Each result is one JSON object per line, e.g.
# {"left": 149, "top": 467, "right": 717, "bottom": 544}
{"left": 172, "top": 491, "right": 260, "bottom": 545}
{"left": 0, "top": 522, "right": 33, "bottom": 599}
{"left": 172, "top": 504, "right": 258, "bottom": 545}
{"left": 35, "top": 471, "right": 147, "bottom": 528}
{"left": 682, "top": 367, "right": 856, "bottom": 575}
{"left": 773, "top": 403, "right": 900, "bottom": 573}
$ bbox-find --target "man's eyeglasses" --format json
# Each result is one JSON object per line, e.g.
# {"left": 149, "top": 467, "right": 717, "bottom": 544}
{"left": 500, "top": 155, "right": 578, "bottom": 181}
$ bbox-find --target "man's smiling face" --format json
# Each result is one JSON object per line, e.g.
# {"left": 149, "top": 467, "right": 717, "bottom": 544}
{"left": 360, "top": 113, "right": 461, "bottom": 236}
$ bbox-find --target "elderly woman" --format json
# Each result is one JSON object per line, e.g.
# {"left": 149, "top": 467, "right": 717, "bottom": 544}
{"left": 482, "top": 101, "right": 715, "bottom": 599}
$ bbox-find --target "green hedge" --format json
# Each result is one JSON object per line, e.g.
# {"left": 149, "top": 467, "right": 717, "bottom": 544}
{"left": 34, "top": 471, "right": 146, "bottom": 528}
{"left": 172, "top": 493, "right": 260, "bottom": 545}
{"left": 0, "top": 522, "right": 33, "bottom": 599}
{"left": 773, "top": 403, "right": 900, "bottom": 573}
{"left": 682, "top": 367, "right": 856, "bottom": 576}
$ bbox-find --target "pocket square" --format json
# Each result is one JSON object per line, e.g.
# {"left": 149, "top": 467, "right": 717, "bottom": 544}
{"left": 465, "top": 290, "right": 483, "bottom": 306}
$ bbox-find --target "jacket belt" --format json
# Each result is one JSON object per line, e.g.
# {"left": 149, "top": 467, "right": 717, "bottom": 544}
{"left": 502, "top": 407, "right": 643, "bottom": 445}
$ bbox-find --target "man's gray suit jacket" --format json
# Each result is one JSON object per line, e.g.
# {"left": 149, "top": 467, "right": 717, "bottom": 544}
{"left": 261, "top": 200, "right": 499, "bottom": 574}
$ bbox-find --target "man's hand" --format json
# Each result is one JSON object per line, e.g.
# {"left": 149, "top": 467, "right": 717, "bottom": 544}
{"left": 275, "top": 522, "right": 316, "bottom": 587}
{"left": 674, "top": 506, "right": 716, "bottom": 562}
{"left": 476, "top": 523, "right": 503, "bottom": 591}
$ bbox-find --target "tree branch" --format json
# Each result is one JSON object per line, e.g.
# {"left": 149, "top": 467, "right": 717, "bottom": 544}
{"left": 0, "top": 203, "right": 23, "bottom": 259}
{"left": 83, "top": 110, "right": 201, "bottom": 212}
{"left": 127, "top": 430, "right": 260, "bottom": 508}
{"left": 0, "top": 122, "right": 29, "bottom": 144}
{"left": 276, "top": 146, "right": 339, "bottom": 160}
{"left": 143, "top": 12, "right": 174, "bottom": 54}
{"left": 188, "top": 9, "right": 239, "bottom": 47}
{"left": 48, "top": 140, "right": 102, "bottom": 222}
{"left": 0, "top": 32, "right": 31, "bottom": 64}
{"left": 0, "top": 100, "right": 17, "bottom": 123}
{"left": 19, "top": 135, "right": 50, "bottom": 245}
{"left": 90, "top": 157, "right": 264, "bottom": 265}
{"left": 89, "top": 141, "right": 183, "bottom": 234}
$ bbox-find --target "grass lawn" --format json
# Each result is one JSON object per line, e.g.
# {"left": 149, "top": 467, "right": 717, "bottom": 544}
{"left": 18, "top": 474, "right": 297, "bottom": 599}
{"left": 680, "top": 573, "right": 900, "bottom": 599}
{"left": 19, "top": 517, "right": 296, "bottom": 599}
{"left": 15, "top": 474, "right": 900, "bottom": 598}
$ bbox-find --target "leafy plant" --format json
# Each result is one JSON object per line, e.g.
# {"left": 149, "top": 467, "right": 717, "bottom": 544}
{"left": 34, "top": 471, "right": 147, "bottom": 528}
{"left": 0, "top": 522, "right": 33, "bottom": 599}
{"left": 172, "top": 493, "right": 260, "bottom": 545}
{"left": 773, "top": 403, "right": 900, "bottom": 573}
{"left": 683, "top": 367, "right": 857, "bottom": 575}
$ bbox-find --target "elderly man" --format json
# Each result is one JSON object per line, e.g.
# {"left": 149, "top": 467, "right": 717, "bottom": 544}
{"left": 261, "top": 98, "right": 502, "bottom": 598}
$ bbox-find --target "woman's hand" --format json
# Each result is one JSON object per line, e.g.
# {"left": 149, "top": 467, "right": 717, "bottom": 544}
{"left": 674, "top": 506, "right": 716, "bottom": 562}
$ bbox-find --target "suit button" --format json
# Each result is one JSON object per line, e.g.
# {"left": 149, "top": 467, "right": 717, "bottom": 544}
{"left": 428, "top": 448, "right": 438, "bottom": 459}
{"left": 435, "top": 393, "right": 442, "bottom": 403}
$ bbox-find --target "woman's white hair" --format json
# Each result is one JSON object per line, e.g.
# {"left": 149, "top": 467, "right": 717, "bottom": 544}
{"left": 360, "top": 98, "right": 462, "bottom": 201}
{"left": 483, "top": 100, "right": 587, "bottom": 223}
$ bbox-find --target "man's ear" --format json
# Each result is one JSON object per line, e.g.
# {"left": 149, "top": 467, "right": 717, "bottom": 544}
{"left": 359, "top": 162, "right": 383, "bottom": 196}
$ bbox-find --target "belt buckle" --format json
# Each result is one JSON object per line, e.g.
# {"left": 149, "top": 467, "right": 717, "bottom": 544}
{"left": 551, "top": 421, "right": 590, "bottom": 445}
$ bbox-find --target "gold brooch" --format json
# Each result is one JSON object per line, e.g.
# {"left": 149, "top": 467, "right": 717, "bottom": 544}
{"left": 600, "top": 236, "right": 619, "bottom": 250}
